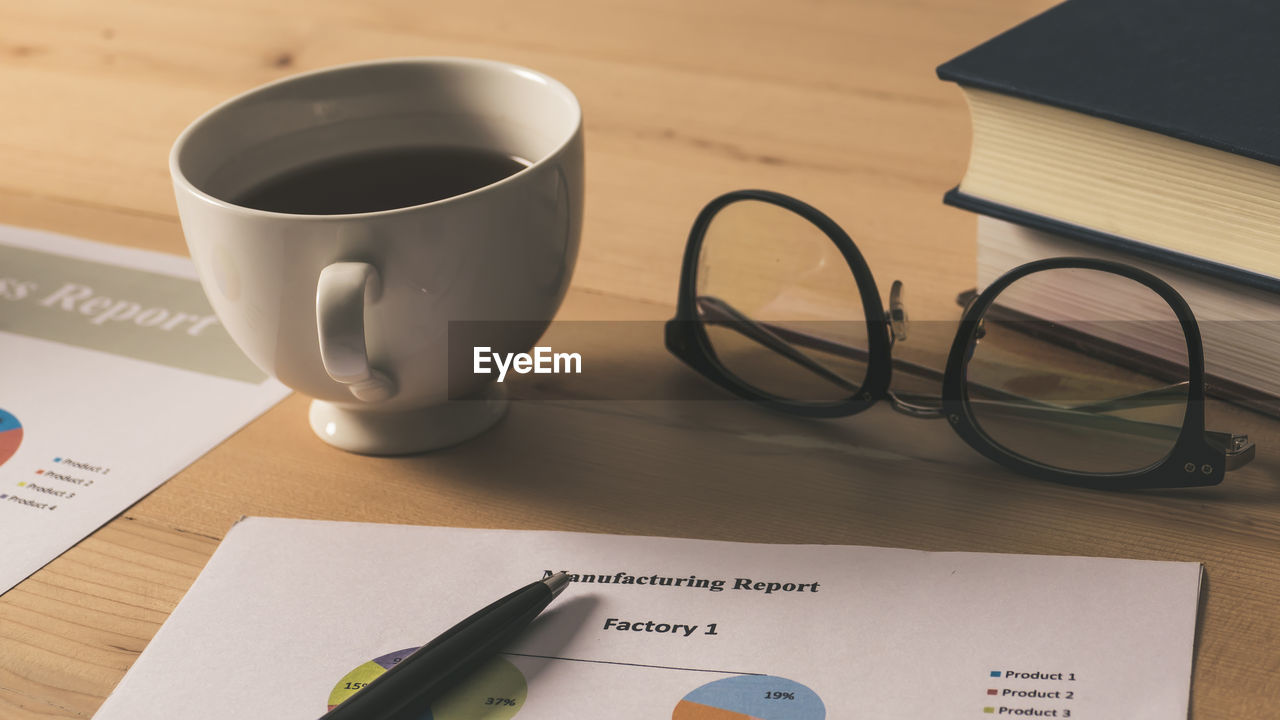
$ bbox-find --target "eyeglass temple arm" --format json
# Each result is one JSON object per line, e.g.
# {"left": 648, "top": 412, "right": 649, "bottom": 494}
{"left": 695, "top": 295, "right": 1254, "bottom": 468}
{"left": 698, "top": 294, "right": 1172, "bottom": 410}
{"left": 961, "top": 398, "right": 1253, "bottom": 468}
{"left": 697, "top": 294, "right": 1185, "bottom": 411}
{"left": 970, "top": 401, "right": 1254, "bottom": 472}
{"left": 1065, "top": 384, "right": 1255, "bottom": 466}
{"left": 694, "top": 296, "right": 859, "bottom": 394}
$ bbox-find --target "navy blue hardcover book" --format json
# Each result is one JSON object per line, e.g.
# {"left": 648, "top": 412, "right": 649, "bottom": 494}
{"left": 938, "top": 0, "right": 1280, "bottom": 292}
{"left": 936, "top": 0, "right": 1280, "bottom": 168}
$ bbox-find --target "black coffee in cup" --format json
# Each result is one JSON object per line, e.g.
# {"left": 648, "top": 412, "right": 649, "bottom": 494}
{"left": 233, "top": 146, "right": 530, "bottom": 215}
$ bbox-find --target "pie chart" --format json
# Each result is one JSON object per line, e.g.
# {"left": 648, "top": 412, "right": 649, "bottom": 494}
{"left": 328, "top": 648, "right": 526, "bottom": 720}
{"left": 0, "top": 409, "right": 21, "bottom": 467}
{"left": 672, "top": 675, "right": 825, "bottom": 720}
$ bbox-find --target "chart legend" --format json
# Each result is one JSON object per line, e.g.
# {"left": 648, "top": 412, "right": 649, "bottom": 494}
{"left": 983, "top": 668, "right": 1078, "bottom": 717}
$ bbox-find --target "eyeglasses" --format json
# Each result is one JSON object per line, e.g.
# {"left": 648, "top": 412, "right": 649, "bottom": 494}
{"left": 664, "top": 189, "right": 1256, "bottom": 489}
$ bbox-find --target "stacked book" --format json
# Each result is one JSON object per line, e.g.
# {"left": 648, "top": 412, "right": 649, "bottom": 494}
{"left": 937, "top": 0, "right": 1280, "bottom": 417}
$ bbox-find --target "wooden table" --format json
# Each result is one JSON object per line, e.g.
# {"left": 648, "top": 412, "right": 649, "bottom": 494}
{"left": 1, "top": 1, "right": 1277, "bottom": 717}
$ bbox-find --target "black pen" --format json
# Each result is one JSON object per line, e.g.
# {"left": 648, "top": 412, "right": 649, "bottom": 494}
{"left": 321, "top": 572, "right": 571, "bottom": 720}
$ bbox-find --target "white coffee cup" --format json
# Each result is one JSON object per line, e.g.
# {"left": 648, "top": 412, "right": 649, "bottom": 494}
{"left": 170, "top": 58, "right": 583, "bottom": 454}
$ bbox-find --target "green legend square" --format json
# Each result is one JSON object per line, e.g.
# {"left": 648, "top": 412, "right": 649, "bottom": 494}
{"left": 984, "top": 708, "right": 995, "bottom": 714}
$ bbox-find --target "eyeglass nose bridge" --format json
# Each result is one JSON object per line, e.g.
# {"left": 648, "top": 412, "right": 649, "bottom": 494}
{"left": 882, "top": 280, "right": 946, "bottom": 419}
{"left": 886, "top": 280, "right": 909, "bottom": 343}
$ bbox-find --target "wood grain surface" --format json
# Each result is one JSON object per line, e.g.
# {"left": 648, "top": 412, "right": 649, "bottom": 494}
{"left": 1, "top": 1, "right": 1277, "bottom": 717}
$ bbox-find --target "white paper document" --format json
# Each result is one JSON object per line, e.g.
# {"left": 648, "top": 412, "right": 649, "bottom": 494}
{"left": 95, "top": 518, "right": 1201, "bottom": 720}
{"left": 0, "top": 226, "right": 290, "bottom": 594}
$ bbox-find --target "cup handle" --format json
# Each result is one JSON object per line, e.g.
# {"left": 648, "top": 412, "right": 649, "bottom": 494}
{"left": 316, "top": 262, "right": 397, "bottom": 403}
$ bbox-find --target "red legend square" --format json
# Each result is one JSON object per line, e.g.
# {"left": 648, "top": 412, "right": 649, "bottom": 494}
{"left": 987, "top": 689, "right": 998, "bottom": 695}
{"left": 35, "top": 469, "right": 43, "bottom": 474}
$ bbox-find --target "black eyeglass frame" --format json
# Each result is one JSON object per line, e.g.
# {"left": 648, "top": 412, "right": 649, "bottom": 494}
{"left": 665, "top": 189, "right": 1252, "bottom": 490}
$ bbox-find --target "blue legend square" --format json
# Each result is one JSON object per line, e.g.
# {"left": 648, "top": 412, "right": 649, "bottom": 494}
{"left": 54, "top": 457, "right": 62, "bottom": 463}
{"left": 990, "top": 671, "right": 1002, "bottom": 677}
{"left": 0, "top": 494, "right": 7, "bottom": 499}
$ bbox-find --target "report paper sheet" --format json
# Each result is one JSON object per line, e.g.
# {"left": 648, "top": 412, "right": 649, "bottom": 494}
{"left": 0, "top": 225, "right": 290, "bottom": 594}
{"left": 95, "top": 518, "right": 1201, "bottom": 719}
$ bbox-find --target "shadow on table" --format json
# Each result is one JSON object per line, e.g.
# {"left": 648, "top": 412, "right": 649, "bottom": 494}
{"left": 424, "top": 319, "right": 1280, "bottom": 505}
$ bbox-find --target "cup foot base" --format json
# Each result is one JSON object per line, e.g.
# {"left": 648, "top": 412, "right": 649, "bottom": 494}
{"left": 308, "top": 385, "right": 509, "bottom": 455}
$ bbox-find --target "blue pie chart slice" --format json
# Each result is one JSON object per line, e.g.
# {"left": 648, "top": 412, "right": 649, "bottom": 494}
{"left": 673, "top": 675, "right": 825, "bottom": 720}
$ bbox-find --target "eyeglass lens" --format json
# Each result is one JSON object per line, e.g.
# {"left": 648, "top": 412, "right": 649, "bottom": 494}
{"left": 694, "top": 199, "right": 869, "bottom": 403}
{"left": 963, "top": 267, "right": 1190, "bottom": 474}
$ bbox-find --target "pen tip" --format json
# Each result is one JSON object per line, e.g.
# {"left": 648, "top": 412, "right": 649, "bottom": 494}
{"left": 543, "top": 571, "right": 571, "bottom": 597}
